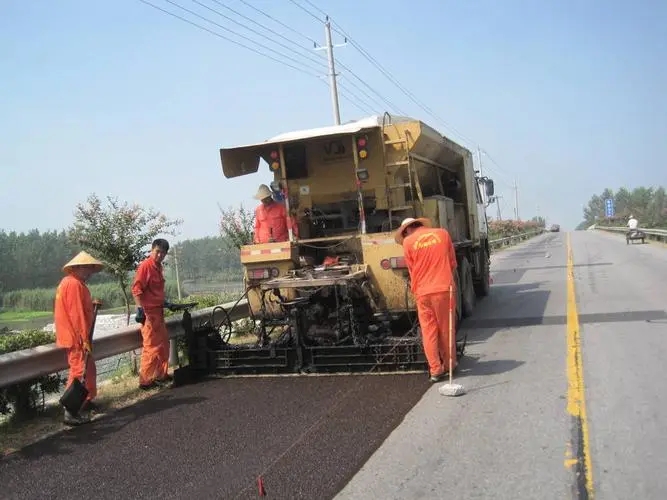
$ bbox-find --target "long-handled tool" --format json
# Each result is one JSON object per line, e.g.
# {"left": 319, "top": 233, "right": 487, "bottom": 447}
{"left": 438, "top": 285, "right": 465, "bottom": 397}
{"left": 59, "top": 300, "right": 101, "bottom": 414}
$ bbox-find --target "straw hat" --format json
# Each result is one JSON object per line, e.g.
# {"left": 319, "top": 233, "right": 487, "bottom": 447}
{"left": 63, "top": 251, "right": 104, "bottom": 274}
{"left": 254, "top": 184, "right": 273, "bottom": 200}
{"left": 394, "top": 217, "right": 431, "bottom": 245}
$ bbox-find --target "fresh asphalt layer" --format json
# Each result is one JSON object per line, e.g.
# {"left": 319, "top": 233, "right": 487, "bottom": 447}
{"left": 2, "top": 231, "right": 665, "bottom": 499}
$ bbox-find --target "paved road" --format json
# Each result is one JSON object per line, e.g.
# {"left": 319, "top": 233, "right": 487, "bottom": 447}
{"left": 2, "top": 231, "right": 665, "bottom": 499}
{"left": 336, "top": 230, "right": 667, "bottom": 499}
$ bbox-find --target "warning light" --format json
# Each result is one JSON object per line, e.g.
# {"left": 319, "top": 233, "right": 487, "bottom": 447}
{"left": 356, "top": 135, "right": 369, "bottom": 161}
{"left": 269, "top": 150, "right": 280, "bottom": 171}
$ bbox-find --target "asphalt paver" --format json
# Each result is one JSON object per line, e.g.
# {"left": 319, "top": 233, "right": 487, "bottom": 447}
{"left": 0, "top": 373, "right": 428, "bottom": 499}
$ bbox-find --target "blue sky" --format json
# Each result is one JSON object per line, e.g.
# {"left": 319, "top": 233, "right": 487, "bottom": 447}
{"left": 1, "top": 0, "right": 665, "bottom": 240}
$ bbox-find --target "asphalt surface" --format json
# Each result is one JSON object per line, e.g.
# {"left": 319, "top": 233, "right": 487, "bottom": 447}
{"left": 336, "top": 231, "right": 667, "bottom": 500}
{"left": 3, "top": 231, "right": 665, "bottom": 499}
{"left": 0, "top": 374, "right": 427, "bottom": 499}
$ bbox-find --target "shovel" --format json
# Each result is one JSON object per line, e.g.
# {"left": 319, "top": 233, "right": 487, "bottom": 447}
{"left": 59, "top": 300, "right": 101, "bottom": 414}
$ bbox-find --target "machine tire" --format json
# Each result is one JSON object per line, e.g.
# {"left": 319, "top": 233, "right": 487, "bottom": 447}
{"left": 454, "top": 271, "right": 463, "bottom": 326}
{"left": 460, "top": 257, "right": 476, "bottom": 318}
{"left": 474, "top": 246, "right": 491, "bottom": 298}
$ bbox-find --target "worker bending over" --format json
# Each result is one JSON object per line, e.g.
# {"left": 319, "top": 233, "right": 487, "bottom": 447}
{"left": 54, "top": 251, "right": 104, "bottom": 425}
{"left": 253, "top": 184, "right": 299, "bottom": 243}
{"left": 132, "top": 238, "right": 172, "bottom": 390}
{"left": 395, "top": 217, "right": 458, "bottom": 382}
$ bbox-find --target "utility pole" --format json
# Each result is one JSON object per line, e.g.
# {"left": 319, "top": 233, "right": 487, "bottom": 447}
{"left": 513, "top": 178, "right": 520, "bottom": 220}
{"left": 316, "top": 17, "right": 346, "bottom": 125}
{"left": 495, "top": 195, "right": 504, "bottom": 220}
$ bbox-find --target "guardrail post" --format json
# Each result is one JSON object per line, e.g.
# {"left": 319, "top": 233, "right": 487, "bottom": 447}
{"left": 169, "top": 339, "right": 179, "bottom": 367}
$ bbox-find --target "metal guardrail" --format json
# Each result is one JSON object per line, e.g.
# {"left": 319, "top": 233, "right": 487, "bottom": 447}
{"left": 489, "top": 229, "right": 544, "bottom": 249}
{"left": 0, "top": 299, "right": 249, "bottom": 389}
{"left": 0, "top": 230, "right": 543, "bottom": 391}
{"left": 593, "top": 225, "right": 667, "bottom": 243}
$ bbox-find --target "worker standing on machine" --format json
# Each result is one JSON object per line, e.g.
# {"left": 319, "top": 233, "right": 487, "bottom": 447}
{"left": 395, "top": 217, "right": 458, "bottom": 382}
{"left": 253, "top": 183, "right": 299, "bottom": 243}
{"left": 132, "top": 239, "right": 172, "bottom": 390}
{"left": 54, "top": 251, "right": 104, "bottom": 425}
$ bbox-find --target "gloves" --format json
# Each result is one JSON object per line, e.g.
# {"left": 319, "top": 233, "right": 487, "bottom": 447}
{"left": 135, "top": 307, "right": 146, "bottom": 324}
{"left": 82, "top": 340, "right": 92, "bottom": 353}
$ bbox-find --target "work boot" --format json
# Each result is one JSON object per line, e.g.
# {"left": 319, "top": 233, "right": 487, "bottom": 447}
{"left": 429, "top": 372, "right": 447, "bottom": 383}
{"left": 63, "top": 409, "right": 91, "bottom": 426}
{"left": 139, "top": 381, "right": 159, "bottom": 391}
{"left": 156, "top": 374, "right": 173, "bottom": 387}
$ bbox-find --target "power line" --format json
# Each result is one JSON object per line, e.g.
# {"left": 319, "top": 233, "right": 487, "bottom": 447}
{"left": 287, "top": 0, "right": 324, "bottom": 23}
{"left": 237, "top": 0, "right": 321, "bottom": 47}
{"left": 295, "top": 2, "right": 518, "bottom": 185}
{"left": 230, "top": 0, "right": 404, "bottom": 115}
{"left": 138, "top": 0, "right": 321, "bottom": 77}
{"left": 138, "top": 0, "right": 372, "bottom": 118}
{"left": 160, "top": 0, "right": 324, "bottom": 74}
{"left": 202, "top": 0, "right": 328, "bottom": 69}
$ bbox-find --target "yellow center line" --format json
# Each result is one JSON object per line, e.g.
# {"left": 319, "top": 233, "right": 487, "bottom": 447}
{"left": 565, "top": 232, "right": 594, "bottom": 498}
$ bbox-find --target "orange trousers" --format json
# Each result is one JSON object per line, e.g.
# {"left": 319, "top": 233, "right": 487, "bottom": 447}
{"left": 66, "top": 348, "right": 97, "bottom": 401}
{"left": 139, "top": 308, "right": 170, "bottom": 386}
{"left": 416, "top": 291, "right": 457, "bottom": 376}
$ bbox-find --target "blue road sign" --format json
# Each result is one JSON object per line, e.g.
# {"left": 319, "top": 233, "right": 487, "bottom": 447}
{"left": 604, "top": 198, "right": 615, "bottom": 218}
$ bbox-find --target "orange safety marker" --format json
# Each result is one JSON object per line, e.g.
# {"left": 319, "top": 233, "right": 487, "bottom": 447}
{"left": 257, "top": 476, "right": 266, "bottom": 497}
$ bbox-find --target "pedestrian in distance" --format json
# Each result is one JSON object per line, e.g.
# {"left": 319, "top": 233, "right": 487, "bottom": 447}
{"left": 132, "top": 238, "right": 173, "bottom": 390}
{"left": 395, "top": 217, "right": 459, "bottom": 382}
{"left": 54, "top": 251, "right": 104, "bottom": 425}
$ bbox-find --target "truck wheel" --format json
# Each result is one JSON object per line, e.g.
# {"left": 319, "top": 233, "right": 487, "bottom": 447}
{"left": 454, "top": 271, "right": 463, "bottom": 326}
{"left": 460, "top": 257, "right": 476, "bottom": 318}
{"left": 474, "top": 247, "right": 491, "bottom": 297}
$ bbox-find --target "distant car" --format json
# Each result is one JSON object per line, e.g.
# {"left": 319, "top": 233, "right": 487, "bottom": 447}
{"left": 549, "top": 224, "right": 560, "bottom": 232}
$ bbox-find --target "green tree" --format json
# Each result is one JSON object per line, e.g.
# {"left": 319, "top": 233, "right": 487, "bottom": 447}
{"left": 68, "top": 194, "right": 183, "bottom": 324}
{"left": 219, "top": 204, "right": 255, "bottom": 250}
{"left": 579, "top": 185, "right": 667, "bottom": 229}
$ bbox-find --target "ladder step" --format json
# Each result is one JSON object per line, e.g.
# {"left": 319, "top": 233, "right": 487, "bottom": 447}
{"left": 384, "top": 139, "right": 407, "bottom": 145}
{"left": 388, "top": 183, "right": 412, "bottom": 189}
{"left": 386, "top": 160, "right": 409, "bottom": 167}
{"left": 389, "top": 205, "right": 414, "bottom": 212}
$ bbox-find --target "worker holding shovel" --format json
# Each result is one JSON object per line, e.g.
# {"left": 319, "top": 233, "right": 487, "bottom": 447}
{"left": 54, "top": 251, "right": 104, "bottom": 425}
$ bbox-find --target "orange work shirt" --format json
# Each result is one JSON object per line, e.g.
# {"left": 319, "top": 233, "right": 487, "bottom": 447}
{"left": 403, "top": 226, "right": 458, "bottom": 298}
{"left": 254, "top": 201, "right": 299, "bottom": 243}
{"left": 54, "top": 274, "right": 94, "bottom": 348}
{"left": 131, "top": 256, "right": 165, "bottom": 310}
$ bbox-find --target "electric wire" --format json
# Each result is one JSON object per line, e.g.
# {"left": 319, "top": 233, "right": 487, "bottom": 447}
{"left": 227, "top": 0, "right": 405, "bottom": 115}
{"left": 237, "top": 0, "right": 321, "bottom": 47}
{"left": 138, "top": 0, "right": 321, "bottom": 77}
{"left": 161, "top": 0, "right": 324, "bottom": 74}
{"left": 295, "top": 1, "right": 519, "bottom": 185}
{"left": 138, "top": 0, "right": 375, "bottom": 116}
{"left": 199, "top": 0, "right": 328, "bottom": 69}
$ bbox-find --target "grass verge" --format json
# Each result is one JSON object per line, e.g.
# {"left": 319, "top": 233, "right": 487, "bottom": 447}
{"left": 0, "top": 311, "right": 53, "bottom": 322}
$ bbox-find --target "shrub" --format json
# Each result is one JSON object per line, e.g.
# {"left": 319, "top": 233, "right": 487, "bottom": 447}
{"left": 0, "top": 329, "right": 64, "bottom": 419}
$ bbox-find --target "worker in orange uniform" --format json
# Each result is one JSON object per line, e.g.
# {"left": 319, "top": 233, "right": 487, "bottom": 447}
{"left": 54, "top": 251, "right": 104, "bottom": 425}
{"left": 132, "top": 238, "right": 172, "bottom": 390}
{"left": 253, "top": 184, "right": 299, "bottom": 243}
{"left": 395, "top": 217, "right": 458, "bottom": 382}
